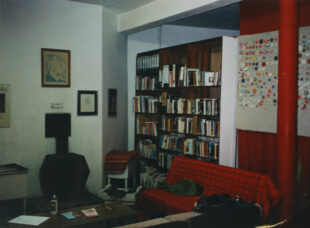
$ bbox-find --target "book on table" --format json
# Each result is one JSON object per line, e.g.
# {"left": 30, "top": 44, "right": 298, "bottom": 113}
{"left": 62, "top": 211, "right": 81, "bottom": 219}
{"left": 81, "top": 208, "right": 99, "bottom": 218}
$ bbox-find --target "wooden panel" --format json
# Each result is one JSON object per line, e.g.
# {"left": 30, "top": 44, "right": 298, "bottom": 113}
{"left": 210, "top": 46, "right": 222, "bottom": 72}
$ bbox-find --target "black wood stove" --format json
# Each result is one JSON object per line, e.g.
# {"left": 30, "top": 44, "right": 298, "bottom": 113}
{"left": 40, "top": 113, "right": 89, "bottom": 200}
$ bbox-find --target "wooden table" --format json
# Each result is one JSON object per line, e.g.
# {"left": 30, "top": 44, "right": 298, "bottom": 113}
{"left": 9, "top": 202, "right": 137, "bottom": 228}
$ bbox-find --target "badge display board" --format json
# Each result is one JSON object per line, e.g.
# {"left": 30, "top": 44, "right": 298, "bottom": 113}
{"left": 298, "top": 26, "right": 310, "bottom": 137}
{"left": 0, "top": 84, "right": 10, "bottom": 128}
{"left": 236, "top": 26, "right": 310, "bottom": 137}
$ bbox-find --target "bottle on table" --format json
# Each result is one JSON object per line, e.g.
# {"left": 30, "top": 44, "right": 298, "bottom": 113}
{"left": 50, "top": 194, "right": 58, "bottom": 215}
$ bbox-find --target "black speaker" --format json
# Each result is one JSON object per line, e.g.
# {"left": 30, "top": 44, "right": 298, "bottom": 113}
{"left": 45, "top": 113, "right": 71, "bottom": 155}
{"left": 45, "top": 113, "right": 71, "bottom": 138}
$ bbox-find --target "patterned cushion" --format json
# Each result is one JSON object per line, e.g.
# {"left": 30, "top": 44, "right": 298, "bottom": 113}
{"left": 104, "top": 150, "right": 136, "bottom": 174}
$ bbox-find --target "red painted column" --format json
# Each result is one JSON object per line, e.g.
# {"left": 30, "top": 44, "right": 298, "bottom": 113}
{"left": 277, "top": 0, "right": 298, "bottom": 219}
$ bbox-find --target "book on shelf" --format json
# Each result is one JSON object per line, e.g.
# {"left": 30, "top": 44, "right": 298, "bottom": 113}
{"left": 81, "top": 208, "right": 99, "bottom": 218}
{"left": 158, "top": 133, "right": 219, "bottom": 159}
{"left": 136, "top": 76, "right": 158, "bottom": 91}
{"left": 138, "top": 139, "right": 157, "bottom": 159}
{"left": 159, "top": 65, "right": 221, "bottom": 88}
{"left": 136, "top": 115, "right": 158, "bottom": 136}
{"left": 133, "top": 96, "right": 158, "bottom": 113}
{"left": 137, "top": 53, "right": 159, "bottom": 72}
{"left": 140, "top": 166, "right": 166, "bottom": 189}
{"left": 158, "top": 152, "right": 175, "bottom": 169}
{"left": 160, "top": 64, "right": 184, "bottom": 88}
{"left": 166, "top": 97, "right": 219, "bottom": 116}
{"left": 161, "top": 92, "right": 167, "bottom": 107}
{"left": 184, "top": 138, "right": 195, "bottom": 155}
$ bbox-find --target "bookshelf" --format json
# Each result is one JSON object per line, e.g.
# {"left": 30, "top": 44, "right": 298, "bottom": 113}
{"left": 133, "top": 37, "right": 238, "bottom": 177}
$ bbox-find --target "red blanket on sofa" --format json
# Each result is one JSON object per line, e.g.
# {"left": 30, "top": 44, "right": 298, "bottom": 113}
{"left": 138, "top": 156, "right": 281, "bottom": 220}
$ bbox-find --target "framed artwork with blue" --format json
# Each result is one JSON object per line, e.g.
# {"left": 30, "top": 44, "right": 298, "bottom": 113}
{"left": 41, "top": 48, "right": 71, "bottom": 87}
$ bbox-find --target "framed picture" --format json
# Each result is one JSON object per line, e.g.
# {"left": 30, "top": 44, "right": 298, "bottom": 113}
{"left": 108, "top": 89, "right": 117, "bottom": 117}
{"left": 0, "top": 84, "right": 10, "bottom": 128}
{"left": 41, "top": 48, "right": 71, "bottom": 87}
{"left": 77, "top": 91, "right": 98, "bottom": 116}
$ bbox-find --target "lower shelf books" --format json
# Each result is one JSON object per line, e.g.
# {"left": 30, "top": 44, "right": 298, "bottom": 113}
{"left": 81, "top": 208, "right": 99, "bottom": 218}
{"left": 158, "top": 152, "right": 174, "bottom": 169}
{"left": 140, "top": 165, "right": 166, "bottom": 189}
{"left": 138, "top": 139, "right": 157, "bottom": 159}
{"left": 159, "top": 134, "right": 219, "bottom": 159}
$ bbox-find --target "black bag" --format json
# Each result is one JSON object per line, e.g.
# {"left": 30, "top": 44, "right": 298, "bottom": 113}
{"left": 193, "top": 194, "right": 262, "bottom": 228}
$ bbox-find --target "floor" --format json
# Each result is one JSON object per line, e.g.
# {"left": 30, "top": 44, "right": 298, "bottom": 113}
{"left": 0, "top": 191, "right": 105, "bottom": 227}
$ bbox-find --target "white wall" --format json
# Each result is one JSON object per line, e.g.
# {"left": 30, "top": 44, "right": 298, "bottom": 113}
{"left": 0, "top": 0, "right": 104, "bottom": 197}
{"left": 219, "top": 36, "right": 238, "bottom": 167}
{"left": 127, "top": 25, "right": 239, "bottom": 150}
{"left": 101, "top": 7, "right": 128, "bottom": 185}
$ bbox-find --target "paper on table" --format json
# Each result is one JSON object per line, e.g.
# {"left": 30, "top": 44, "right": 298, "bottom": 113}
{"left": 9, "top": 215, "right": 49, "bottom": 226}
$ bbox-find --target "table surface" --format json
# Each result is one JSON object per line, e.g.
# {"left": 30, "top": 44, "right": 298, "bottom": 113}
{"left": 9, "top": 202, "right": 137, "bottom": 227}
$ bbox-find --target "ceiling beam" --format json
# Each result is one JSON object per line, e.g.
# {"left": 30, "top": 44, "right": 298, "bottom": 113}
{"left": 118, "top": 0, "right": 241, "bottom": 34}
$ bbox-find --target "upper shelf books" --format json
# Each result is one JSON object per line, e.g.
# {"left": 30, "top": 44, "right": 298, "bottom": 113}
{"left": 159, "top": 64, "right": 221, "bottom": 88}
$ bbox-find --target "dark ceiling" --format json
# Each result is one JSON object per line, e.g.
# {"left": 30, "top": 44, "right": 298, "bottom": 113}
{"left": 168, "top": 3, "right": 240, "bottom": 30}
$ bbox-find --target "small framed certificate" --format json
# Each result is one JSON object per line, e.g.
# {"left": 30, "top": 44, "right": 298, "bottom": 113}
{"left": 77, "top": 90, "right": 98, "bottom": 116}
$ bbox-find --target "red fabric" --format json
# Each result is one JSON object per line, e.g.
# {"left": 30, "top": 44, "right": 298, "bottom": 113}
{"left": 238, "top": 130, "right": 278, "bottom": 182}
{"left": 240, "top": 0, "right": 310, "bottom": 36}
{"left": 238, "top": 132, "right": 310, "bottom": 206}
{"left": 239, "top": 0, "right": 310, "bottom": 215}
{"left": 138, "top": 156, "right": 281, "bottom": 220}
{"left": 104, "top": 150, "right": 136, "bottom": 174}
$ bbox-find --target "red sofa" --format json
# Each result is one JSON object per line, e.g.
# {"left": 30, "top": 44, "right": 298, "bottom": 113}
{"left": 137, "top": 156, "right": 281, "bottom": 221}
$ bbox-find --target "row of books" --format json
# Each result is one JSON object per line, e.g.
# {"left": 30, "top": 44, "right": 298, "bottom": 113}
{"left": 159, "top": 134, "right": 219, "bottom": 159}
{"left": 136, "top": 76, "right": 158, "bottom": 91}
{"left": 166, "top": 97, "right": 220, "bottom": 116}
{"left": 162, "top": 116, "right": 220, "bottom": 137}
{"left": 140, "top": 166, "right": 166, "bottom": 189}
{"left": 137, "top": 139, "right": 157, "bottom": 159}
{"left": 196, "top": 140, "right": 219, "bottom": 159}
{"left": 137, "top": 54, "right": 160, "bottom": 72}
{"left": 159, "top": 64, "right": 221, "bottom": 88}
{"left": 136, "top": 120, "right": 158, "bottom": 136}
{"left": 185, "top": 139, "right": 219, "bottom": 159}
{"left": 133, "top": 96, "right": 159, "bottom": 113}
{"left": 158, "top": 152, "right": 174, "bottom": 169}
{"left": 159, "top": 134, "right": 184, "bottom": 152}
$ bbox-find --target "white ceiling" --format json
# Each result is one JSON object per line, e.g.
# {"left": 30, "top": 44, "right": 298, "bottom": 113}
{"left": 71, "top": 0, "right": 240, "bottom": 31}
{"left": 102, "top": 0, "right": 156, "bottom": 13}
{"left": 71, "top": 0, "right": 156, "bottom": 13}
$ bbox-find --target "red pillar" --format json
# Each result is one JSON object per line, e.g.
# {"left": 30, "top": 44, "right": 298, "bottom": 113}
{"left": 277, "top": 0, "right": 298, "bottom": 219}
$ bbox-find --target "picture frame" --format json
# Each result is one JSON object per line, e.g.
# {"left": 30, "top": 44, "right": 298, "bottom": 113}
{"left": 108, "top": 89, "right": 117, "bottom": 117}
{"left": 41, "top": 48, "right": 71, "bottom": 87}
{"left": 77, "top": 90, "right": 98, "bottom": 116}
{"left": 0, "top": 84, "right": 10, "bottom": 128}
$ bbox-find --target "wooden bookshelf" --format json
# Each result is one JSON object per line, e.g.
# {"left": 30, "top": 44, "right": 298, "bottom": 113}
{"left": 133, "top": 37, "right": 237, "bottom": 171}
